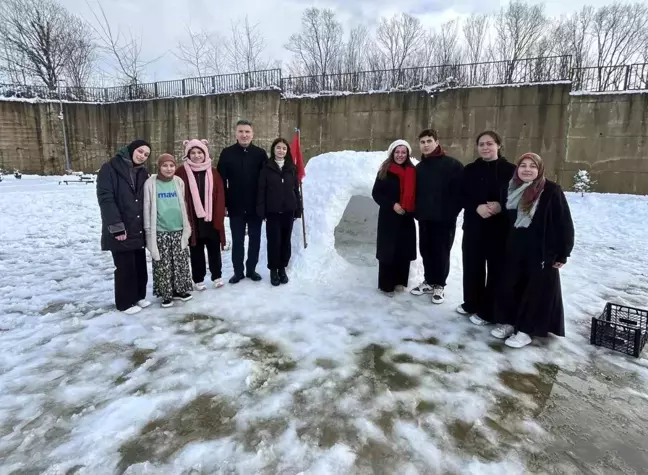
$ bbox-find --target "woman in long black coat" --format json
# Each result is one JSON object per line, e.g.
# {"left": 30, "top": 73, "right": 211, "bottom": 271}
{"left": 257, "top": 137, "right": 302, "bottom": 287}
{"left": 493, "top": 152, "right": 575, "bottom": 348}
{"left": 97, "top": 139, "right": 152, "bottom": 315}
{"left": 459, "top": 131, "right": 516, "bottom": 324}
{"left": 371, "top": 139, "right": 417, "bottom": 295}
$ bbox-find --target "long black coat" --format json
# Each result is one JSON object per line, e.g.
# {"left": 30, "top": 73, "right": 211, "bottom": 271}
{"left": 462, "top": 157, "right": 516, "bottom": 232}
{"left": 256, "top": 159, "right": 303, "bottom": 219}
{"left": 371, "top": 170, "right": 417, "bottom": 263}
{"left": 496, "top": 180, "right": 575, "bottom": 337}
{"left": 217, "top": 143, "right": 267, "bottom": 217}
{"left": 97, "top": 148, "right": 149, "bottom": 252}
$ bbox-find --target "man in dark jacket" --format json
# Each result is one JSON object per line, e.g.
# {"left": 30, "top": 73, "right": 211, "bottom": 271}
{"left": 217, "top": 120, "right": 268, "bottom": 283}
{"left": 411, "top": 128, "right": 463, "bottom": 304}
{"left": 97, "top": 139, "right": 151, "bottom": 314}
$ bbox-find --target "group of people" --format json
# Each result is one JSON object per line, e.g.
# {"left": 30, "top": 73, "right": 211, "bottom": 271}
{"left": 97, "top": 120, "right": 574, "bottom": 350}
{"left": 97, "top": 120, "right": 302, "bottom": 314}
{"left": 372, "top": 129, "right": 574, "bottom": 349}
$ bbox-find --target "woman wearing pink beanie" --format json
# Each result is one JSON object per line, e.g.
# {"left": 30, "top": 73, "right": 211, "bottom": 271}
{"left": 175, "top": 139, "right": 227, "bottom": 290}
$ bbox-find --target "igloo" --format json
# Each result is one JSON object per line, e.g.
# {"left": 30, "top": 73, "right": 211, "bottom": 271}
{"left": 290, "top": 151, "right": 422, "bottom": 284}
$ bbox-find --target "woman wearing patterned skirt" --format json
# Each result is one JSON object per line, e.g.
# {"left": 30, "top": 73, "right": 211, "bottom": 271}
{"left": 144, "top": 154, "right": 194, "bottom": 307}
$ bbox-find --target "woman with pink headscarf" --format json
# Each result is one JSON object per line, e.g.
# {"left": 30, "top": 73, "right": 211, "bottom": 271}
{"left": 493, "top": 152, "right": 574, "bottom": 349}
{"left": 175, "top": 139, "right": 227, "bottom": 291}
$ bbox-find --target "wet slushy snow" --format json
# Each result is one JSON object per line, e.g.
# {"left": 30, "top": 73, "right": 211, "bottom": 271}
{"left": 1, "top": 152, "right": 648, "bottom": 474}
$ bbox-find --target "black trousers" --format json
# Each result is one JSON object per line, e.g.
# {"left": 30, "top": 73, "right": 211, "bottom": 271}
{"left": 266, "top": 212, "right": 294, "bottom": 270}
{"left": 229, "top": 214, "right": 262, "bottom": 276}
{"left": 189, "top": 235, "right": 222, "bottom": 283}
{"left": 418, "top": 220, "right": 456, "bottom": 287}
{"left": 462, "top": 226, "right": 507, "bottom": 321}
{"left": 378, "top": 259, "right": 410, "bottom": 292}
{"left": 111, "top": 249, "right": 148, "bottom": 311}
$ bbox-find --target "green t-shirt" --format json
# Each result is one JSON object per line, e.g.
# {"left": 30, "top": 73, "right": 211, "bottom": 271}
{"left": 156, "top": 179, "right": 183, "bottom": 232}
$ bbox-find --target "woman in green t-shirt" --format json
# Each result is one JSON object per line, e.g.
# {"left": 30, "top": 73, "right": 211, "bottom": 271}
{"left": 143, "top": 154, "right": 194, "bottom": 307}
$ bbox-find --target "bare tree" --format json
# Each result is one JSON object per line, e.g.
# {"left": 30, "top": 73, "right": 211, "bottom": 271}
{"left": 463, "top": 13, "right": 489, "bottom": 64}
{"left": 550, "top": 7, "right": 594, "bottom": 69}
{"left": 341, "top": 25, "right": 369, "bottom": 73}
{"left": 591, "top": 2, "right": 648, "bottom": 90}
{"left": 87, "top": 0, "right": 157, "bottom": 86}
{"left": 285, "top": 8, "right": 343, "bottom": 77}
{"left": 64, "top": 28, "right": 97, "bottom": 92}
{"left": 375, "top": 13, "right": 423, "bottom": 71}
{"left": 592, "top": 2, "right": 648, "bottom": 67}
{"left": 495, "top": 0, "right": 547, "bottom": 82}
{"left": 226, "top": 16, "right": 273, "bottom": 72}
{"left": 174, "top": 27, "right": 219, "bottom": 78}
{"left": 433, "top": 20, "right": 463, "bottom": 66}
{"left": 0, "top": 0, "right": 94, "bottom": 89}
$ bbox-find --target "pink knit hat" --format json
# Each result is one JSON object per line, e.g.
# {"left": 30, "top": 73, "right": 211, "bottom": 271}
{"left": 183, "top": 139, "right": 210, "bottom": 161}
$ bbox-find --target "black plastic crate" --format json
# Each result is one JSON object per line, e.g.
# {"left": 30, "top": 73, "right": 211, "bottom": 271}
{"left": 590, "top": 303, "right": 648, "bottom": 357}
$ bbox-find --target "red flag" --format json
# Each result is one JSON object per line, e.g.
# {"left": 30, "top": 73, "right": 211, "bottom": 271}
{"left": 291, "top": 130, "right": 306, "bottom": 183}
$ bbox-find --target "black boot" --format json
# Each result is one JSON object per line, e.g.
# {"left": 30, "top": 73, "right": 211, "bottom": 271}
{"left": 270, "top": 270, "right": 281, "bottom": 287}
{"left": 278, "top": 268, "right": 289, "bottom": 284}
{"left": 229, "top": 274, "right": 245, "bottom": 284}
{"left": 246, "top": 270, "right": 262, "bottom": 282}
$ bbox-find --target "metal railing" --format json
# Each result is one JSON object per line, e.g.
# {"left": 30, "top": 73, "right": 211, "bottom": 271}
{"left": 0, "top": 69, "right": 282, "bottom": 102}
{"left": 282, "top": 56, "right": 573, "bottom": 95}
{"left": 1, "top": 57, "right": 647, "bottom": 100}
{"left": 571, "top": 63, "right": 648, "bottom": 92}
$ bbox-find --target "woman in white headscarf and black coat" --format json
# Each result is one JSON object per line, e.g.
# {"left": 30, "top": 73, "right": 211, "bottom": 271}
{"left": 492, "top": 152, "right": 575, "bottom": 348}
{"left": 371, "top": 140, "right": 417, "bottom": 295}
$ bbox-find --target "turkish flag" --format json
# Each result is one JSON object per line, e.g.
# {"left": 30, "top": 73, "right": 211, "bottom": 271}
{"left": 291, "top": 130, "right": 306, "bottom": 183}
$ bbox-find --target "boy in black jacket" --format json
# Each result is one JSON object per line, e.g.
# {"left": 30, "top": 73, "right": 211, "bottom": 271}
{"left": 411, "top": 128, "right": 463, "bottom": 304}
{"left": 217, "top": 120, "right": 268, "bottom": 283}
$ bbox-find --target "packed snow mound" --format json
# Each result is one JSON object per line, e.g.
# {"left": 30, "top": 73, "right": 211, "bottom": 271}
{"left": 290, "top": 151, "right": 388, "bottom": 282}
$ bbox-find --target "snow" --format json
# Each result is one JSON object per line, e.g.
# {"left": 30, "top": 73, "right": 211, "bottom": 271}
{"left": 1, "top": 151, "right": 648, "bottom": 474}
{"left": 570, "top": 88, "right": 648, "bottom": 96}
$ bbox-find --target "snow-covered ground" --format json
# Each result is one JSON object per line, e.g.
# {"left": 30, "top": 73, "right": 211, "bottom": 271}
{"left": 1, "top": 153, "right": 648, "bottom": 475}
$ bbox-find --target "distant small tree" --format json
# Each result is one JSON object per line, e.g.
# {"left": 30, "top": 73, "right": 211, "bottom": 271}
{"left": 573, "top": 170, "right": 596, "bottom": 196}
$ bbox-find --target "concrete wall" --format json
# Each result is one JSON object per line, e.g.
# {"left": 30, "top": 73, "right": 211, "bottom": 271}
{"left": 1, "top": 85, "right": 647, "bottom": 194}
{"left": 280, "top": 85, "right": 569, "bottom": 182}
{"left": 563, "top": 92, "right": 648, "bottom": 194}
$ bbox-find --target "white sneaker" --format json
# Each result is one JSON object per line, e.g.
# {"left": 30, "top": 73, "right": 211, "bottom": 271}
{"left": 431, "top": 286, "right": 445, "bottom": 304}
{"left": 136, "top": 299, "right": 151, "bottom": 308}
{"left": 456, "top": 304, "right": 474, "bottom": 315}
{"left": 395, "top": 285, "right": 406, "bottom": 293}
{"left": 123, "top": 305, "right": 142, "bottom": 315}
{"left": 505, "top": 331, "right": 533, "bottom": 348}
{"left": 491, "top": 324, "right": 515, "bottom": 339}
{"left": 213, "top": 278, "right": 224, "bottom": 289}
{"left": 410, "top": 281, "right": 434, "bottom": 296}
{"left": 194, "top": 282, "right": 207, "bottom": 291}
{"left": 469, "top": 315, "right": 490, "bottom": 326}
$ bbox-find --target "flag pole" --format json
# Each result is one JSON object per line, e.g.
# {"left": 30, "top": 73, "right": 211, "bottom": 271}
{"left": 296, "top": 127, "right": 308, "bottom": 249}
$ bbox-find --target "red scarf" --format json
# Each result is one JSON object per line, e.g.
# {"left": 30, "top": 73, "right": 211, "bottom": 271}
{"left": 388, "top": 163, "right": 416, "bottom": 212}
{"left": 423, "top": 144, "right": 446, "bottom": 158}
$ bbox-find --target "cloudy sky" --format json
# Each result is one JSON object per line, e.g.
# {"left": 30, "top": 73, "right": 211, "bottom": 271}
{"left": 59, "top": 0, "right": 612, "bottom": 82}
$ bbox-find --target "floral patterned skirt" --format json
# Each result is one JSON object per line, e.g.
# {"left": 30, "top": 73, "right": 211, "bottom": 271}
{"left": 152, "top": 231, "right": 193, "bottom": 300}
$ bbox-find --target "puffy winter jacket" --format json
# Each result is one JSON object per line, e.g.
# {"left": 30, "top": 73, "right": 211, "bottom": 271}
{"left": 97, "top": 147, "right": 149, "bottom": 252}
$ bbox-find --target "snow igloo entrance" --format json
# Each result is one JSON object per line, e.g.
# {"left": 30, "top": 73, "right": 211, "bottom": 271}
{"left": 334, "top": 195, "right": 378, "bottom": 267}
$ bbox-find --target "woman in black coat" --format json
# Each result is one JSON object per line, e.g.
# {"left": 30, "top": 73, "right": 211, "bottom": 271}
{"left": 459, "top": 131, "right": 516, "bottom": 324}
{"left": 97, "top": 139, "right": 152, "bottom": 314}
{"left": 371, "top": 139, "right": 417, "bottom": 296}
{"left": 493, "top": 152, "right": 575, "bottom": 348}
{"left": 257, "top": 137, "right": 302, "bottom": 287}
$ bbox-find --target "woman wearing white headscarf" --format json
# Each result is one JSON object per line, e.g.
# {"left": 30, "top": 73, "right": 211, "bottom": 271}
{"left": 371, "top": 140, "right": 417, "bottom": 296}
